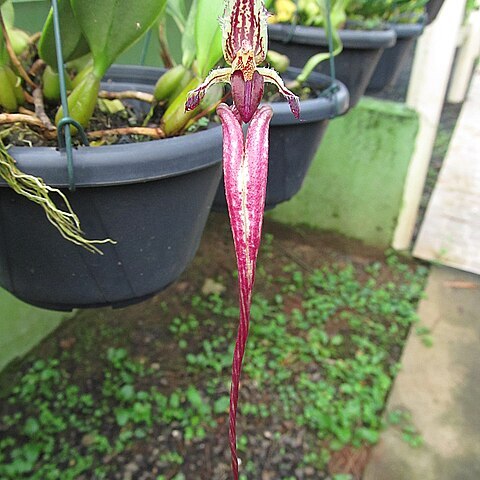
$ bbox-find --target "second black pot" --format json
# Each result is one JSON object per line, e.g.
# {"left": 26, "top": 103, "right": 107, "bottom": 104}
{"left": 212, "top": 69, "right": 349, "bottom": 211}
{"left": 268, "top": 23, "right": 396, "bottom": 107}
{"left": 367, "top": 21, "right": 425, "bottom": 93}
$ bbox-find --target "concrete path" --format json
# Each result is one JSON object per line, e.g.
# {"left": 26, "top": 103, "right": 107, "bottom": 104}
{"left": 363, "top": 265, "right": 480, "bottom": 480}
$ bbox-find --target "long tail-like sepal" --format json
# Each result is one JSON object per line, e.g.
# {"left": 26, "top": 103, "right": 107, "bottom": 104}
{"left": 217, "top": 103, "right": 273, "bottom": 479}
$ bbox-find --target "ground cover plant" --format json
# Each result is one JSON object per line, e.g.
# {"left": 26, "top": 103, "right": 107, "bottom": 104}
{"left": 0, "top": 215, "right": 428, "bottom": 479}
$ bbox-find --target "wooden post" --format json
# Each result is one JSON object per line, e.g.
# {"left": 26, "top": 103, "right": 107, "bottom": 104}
{"left": 392, "top": 0, "right": 467, "bottom": 250}
{"left": 448, "top": 9, "right": 480, "bottom": 103}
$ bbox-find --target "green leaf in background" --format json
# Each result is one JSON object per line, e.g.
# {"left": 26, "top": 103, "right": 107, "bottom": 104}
{"left": 0, "top": 17, "right": 4, "bottom": 66}
{"left": 38, "top": 0, "right": 90, "bottom": 71}
{"left": 166, "top": 0, "right": 188, "bottom": 33}
{"left": 0, "top": 39, "right": 6, "bottom": 67}
{"left": 0, "top": 65, "right": 19, "bottom": 111}
{"left": 1, "top": 0, "right": 29, "bottom": 56}
{"left": 0, "top": 1, "right": 14, "bottom": 26}
{"left": 181, "top": 0, "right": 197, "bottom": 69}
{"left": 346, "top": 0, "right": 428, "bottom": 22}
{"left": 70, "top": 0, "right": 167, "bottom": 78}
{"left": 294, "top": 0, "right": 344, "bottom": 84}
{"left": 195, "top": 0, "right": 224, "bottom": 77}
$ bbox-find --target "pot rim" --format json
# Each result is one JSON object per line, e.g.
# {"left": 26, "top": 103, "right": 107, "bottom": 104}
{"left": 269, "top": 68, "right": 349, "bottom": 125}
{"left": 388, "top": 20, "right": 425, "bottom": 38}
{"left": 1, "top": 65, "right": 347, "bottom": 187}
{"left": 268, "top": 23, "right": 397, "bottom": 49}
{"left": 128, "top": 66, "right": 349, "bottom": 124}
{"left": 3, "top": 65, "right": 223, "bottom": 188}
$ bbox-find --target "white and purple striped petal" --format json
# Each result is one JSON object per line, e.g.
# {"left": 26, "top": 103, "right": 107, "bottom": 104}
{"left": 217, "top": 103, "right": 273, "bottom": 480}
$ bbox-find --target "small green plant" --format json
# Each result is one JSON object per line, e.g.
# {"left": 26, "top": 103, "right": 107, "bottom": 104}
{"left": 0, "top": 348, "right": 218, "bottom": 479}
{"left": 333, "top": 474, "right": 354, "bottom": 480}
{"left": 387, "top": 409, "right": 424, "bottom": 447}
{"left": 173, "top": 255, "right": 428, "bottom": 458}
{"left": 416, "top": 324, "right": 434, "bottom": 347}
{"left": 0, "top": 228, "right": 428, "bottom": 478}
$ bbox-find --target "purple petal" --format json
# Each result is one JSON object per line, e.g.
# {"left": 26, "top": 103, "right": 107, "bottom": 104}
{"left": 230, "top": 70, "right": 265, "bottom": 123}
{"left": 185, "top": 90, "right": 203, "bottom": 111}
{"left": 184, "top": 67, "right": 231, "bottom": 111}
{"left": 217, "top": 103, "right": 273, "bottom": 480}
{"left": 257, "top": 66, "right": 301, "bottom": 119}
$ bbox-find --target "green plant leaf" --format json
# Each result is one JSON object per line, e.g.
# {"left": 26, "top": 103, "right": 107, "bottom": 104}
{"left": 166, "top": 0, "right": 187, "bottom": 33}
{"left": 195, "top": 0, "right": 224, "bottom": 77}
{"left": 0, "top": 65, "right": 18, "bottom": 111}
{"left": 115, "top": 408, "right": 130, "bottom": 427}
{"left": 118, "top": 384, "right": 135, "bottom": 402}
{"left": 213, "top": 395, "right": 230, "bottom": 414}
{"left": 186, "top": 385, "right": 203, "bottom": 410}
{"left": 357, "top": 427, "right": 380, "bottom": 443}
{"left": 181, "top": 0, "right": 197, "bottom": 68}
{"left": 294, "top": 7, "right": 343, "bottom": 85}
{"left": 70, "top": 0, "right": 167, "bottom": 78}
{"left": 22, "top": 418, "right": 40, "bottom": 437}
{"left": 38, "top": 0, "right": 90, "bottom": 71}
{"left": 0, "top": 1, "right": 14, "bottom": 26}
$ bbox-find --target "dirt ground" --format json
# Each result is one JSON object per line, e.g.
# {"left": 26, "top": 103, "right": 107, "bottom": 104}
{"left": 0, "top": 213, "right": 428, "bottom": 480}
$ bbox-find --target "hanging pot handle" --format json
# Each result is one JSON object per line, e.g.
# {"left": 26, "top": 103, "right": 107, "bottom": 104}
{"left": 51, "top": 0, "right": 89, "bottom": 192}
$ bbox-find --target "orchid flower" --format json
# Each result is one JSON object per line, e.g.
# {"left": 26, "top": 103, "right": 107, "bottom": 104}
{"left": 185, "top": 0, "right": 300, "bottom": 123}
{"left": 185, "top": 1, "right": 299, "bottom": 478}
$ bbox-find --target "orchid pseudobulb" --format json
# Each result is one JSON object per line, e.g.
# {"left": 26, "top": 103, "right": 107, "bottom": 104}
{"left": 185, "top": 1, "right": 299, "bottom": 478}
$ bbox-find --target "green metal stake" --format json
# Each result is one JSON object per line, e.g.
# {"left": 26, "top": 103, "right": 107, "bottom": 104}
{"left": 51, "top": 0, "right": 89, "bottom": 191}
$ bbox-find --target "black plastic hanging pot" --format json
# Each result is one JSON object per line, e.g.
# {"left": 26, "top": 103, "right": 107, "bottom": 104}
{"left": 0, "top": 66, "right": 223, "bottom": 311}
{"left": 366, "top": 21, "right": 425, "bottom": 93}
{"left": 212, "top": 68, "right": 349, "bottom": 211}
{"left": 268, "top": 24, "right": 396, "bottom": 107}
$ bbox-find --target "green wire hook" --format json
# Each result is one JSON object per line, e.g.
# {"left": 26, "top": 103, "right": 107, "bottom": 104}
{"left": 50, "top": 0, "right": 89, "bottom": 192}
{"left": 324, "top": 0, "right": 337, "bottom": 89}
{"left": 281, "top": 0, "right": 341, "bottom": 117}
{"left": 323, "top": 0, "right": 341, "bottom": 117}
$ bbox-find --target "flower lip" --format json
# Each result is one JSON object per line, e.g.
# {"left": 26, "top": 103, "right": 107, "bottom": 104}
{"left": 230, "top": 70, "right": 265, "bottom": 123}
